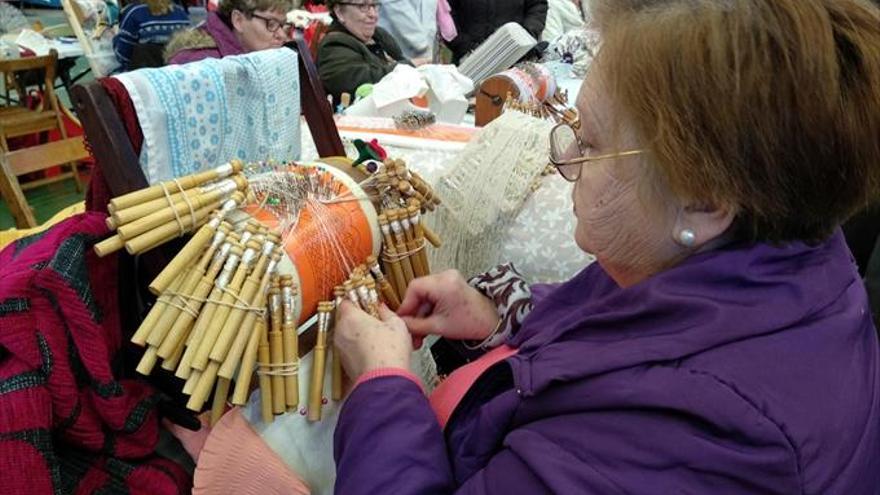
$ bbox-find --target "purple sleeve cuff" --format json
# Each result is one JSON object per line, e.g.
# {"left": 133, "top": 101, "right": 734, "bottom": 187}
{"left": 352, "top": 368, "right": 423, "bottom": 393}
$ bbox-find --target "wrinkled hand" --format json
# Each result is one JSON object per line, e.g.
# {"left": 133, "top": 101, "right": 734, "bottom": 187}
{"left": 334, "top": 300, "right": 413, "bottom": 380}
{"left": 397, "top": 270, "right": 499, "bottom": 348}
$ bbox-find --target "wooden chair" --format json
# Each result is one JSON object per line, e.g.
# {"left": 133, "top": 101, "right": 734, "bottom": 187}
{"left": 0, "top": 50, "right": 90, "bottom": 228}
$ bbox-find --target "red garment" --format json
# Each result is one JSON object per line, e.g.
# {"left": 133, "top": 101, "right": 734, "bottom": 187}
{"left": 0, "top": 213, "right": 190, "bottom": 494}
{"left": 427, "top": 345, "right": 516, "bottom": 428}
{"left": 85, "top": 77, "right": 145, "bottom": 213}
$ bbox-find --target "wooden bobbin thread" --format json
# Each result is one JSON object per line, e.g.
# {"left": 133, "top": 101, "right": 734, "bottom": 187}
{"left": 147, "top": 224, "right": 230, "bottom": 351}
{"left": 387, "top": 209, "right": 416, "bottom": 286}
{"left": 408, "top": 198, "right": 441, "bottom": 248}
{"left": 366, "top": 254, "right": 401, "bottom": 310}
{"left": 110, "top": 176, "right": 234, "bottom": 227}
{"left": 135, "top": 225, "right": 232, "bottom": 375}
{"left": 124, "top": 200, "right": 220, "bottom": 255}
{"left": 365, "top": 278, "right": 381, "bottom": 315}
{"left": 109, "top": 160, "right": 243, "bottom": 212}
{"left": 210, "top": 239, "right": 276, "bottom": 366}
{"left": 398, "top": 208, "right": 427, "bottom": 278}
{"left": 175, "top": 233, "right": 242, "bottom": 380}
{"left": 308, "top": 302, "right": 333, "bottom": 422}
{"left": 116, "top": 176, "right": 244, "bottom": 242}
{"left": 131, "top": 269, "right": 187, "bottom": 347}
{"left": 175, "top": 241, "right": 244, "bottom": 395}
{"left": 406, "top": 202, "right": 431, "bottom": 273}
{"left": 331, "top": 286, "right": 347, "bottom": 401}
{"left": 232, "top": 274, "right": 278, "bottom": 406}
{"left": 148, "top": 190, "right": 245, "bottom": 295}
{"left": 280, "top": 275, "right": 300, "bottom": 410}
{"left": 268, "top": 285, "right": 287, "bottom": 415}
{"left": 378, "top": 214, "right": 408, "bottom": 300}
{"left": 212, "top": 247, "right": 278, "bottom": 424}
{"left": 156, "top": 225, "right": 234, "bottom": 361}
{"left": 218, "top": 248, "right": 282, "bottom": 383}
{"left": 187, "top": 239, "right": 263, "bottom": 411}
{"left": 257, "top": 314, "right": 274, "bottom": 424}
{"left": 192, "top": 231, "right": 260, "bottom": 372}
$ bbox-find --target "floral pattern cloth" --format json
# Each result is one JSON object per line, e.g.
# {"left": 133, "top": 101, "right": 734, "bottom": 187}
{"left": 115, "top": 48, "right": 301, "bottom": 183}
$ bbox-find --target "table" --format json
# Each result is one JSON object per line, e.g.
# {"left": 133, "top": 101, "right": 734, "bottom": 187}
{"left": 0, "top": 34, "right": 88, "bottom": 100}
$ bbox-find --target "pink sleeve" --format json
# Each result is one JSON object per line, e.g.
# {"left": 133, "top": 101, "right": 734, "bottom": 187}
{"left": 190, "top": 408, "right": 311, "bottom": 495}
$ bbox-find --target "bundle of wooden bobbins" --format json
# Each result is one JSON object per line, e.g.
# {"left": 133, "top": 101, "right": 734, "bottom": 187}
{"left": 295, "top": 157, "right": 445, "bottom": 422}
{"left": 372, "top": 158, "right": 442, "bottom": 303}
{"left": 102, "top": 158, "right": 442, "bottom": 425}
{"left": 94, "top": 161, "right": 249, "bottom": 258}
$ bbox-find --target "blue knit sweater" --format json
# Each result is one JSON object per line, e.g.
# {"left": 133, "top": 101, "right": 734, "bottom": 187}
{"left": 113, "top": 3, "right": 190, "bottom": 69}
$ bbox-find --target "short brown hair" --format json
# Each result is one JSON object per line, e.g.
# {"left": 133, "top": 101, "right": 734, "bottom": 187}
{"left": 217, "top": 0, "right": 294, "bottom": 18}
{"left": 594, "top": 0, "right": 880, "bottom": 243}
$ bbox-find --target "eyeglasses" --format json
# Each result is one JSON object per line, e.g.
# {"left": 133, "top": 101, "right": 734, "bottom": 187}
{"left": 549, "top": 122, "right": 644, "bottom": 182}
{"left": 338, "top": 1, "right": 381, "bottom": 13}
{"left": 250, "top": 12, "right": 293, "bottom": 33}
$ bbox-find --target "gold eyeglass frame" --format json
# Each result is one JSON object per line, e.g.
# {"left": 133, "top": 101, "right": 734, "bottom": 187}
{"left": 549, "top": 121, "right": 645, "bottom": 182}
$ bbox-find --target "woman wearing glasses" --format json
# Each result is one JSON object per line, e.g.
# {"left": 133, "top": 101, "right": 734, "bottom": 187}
{"left": 317, "top": 0, "right": 415, "bottom": 106}
{"left": 331, "top": 0, "right": 880, "bottom": 493}
{"left": 165, "top": 0, "right": 293, "bottom": 65}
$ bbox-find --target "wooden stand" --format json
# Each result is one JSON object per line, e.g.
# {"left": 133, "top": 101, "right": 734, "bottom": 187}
{"left": 475, "top": 75, "right": 519, "bottom": 127}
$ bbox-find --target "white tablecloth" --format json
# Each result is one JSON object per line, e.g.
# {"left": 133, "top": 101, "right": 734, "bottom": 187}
{"left": 1, "top": 32, "right": 84, "bottom": 59}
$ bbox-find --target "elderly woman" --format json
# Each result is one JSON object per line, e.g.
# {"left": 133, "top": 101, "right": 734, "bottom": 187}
{"left": 332, "top": 0, "right": 880, "bottom": 493}
{"left": 164, "top": 0, "right": 293, "bottom": 64}
{"left": 317, "top": 0, "right": 412, "bottom": 106}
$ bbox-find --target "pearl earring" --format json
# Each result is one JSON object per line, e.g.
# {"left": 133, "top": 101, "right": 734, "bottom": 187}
{"left": 677, "top": 228, "right": 696, "bottom": 247}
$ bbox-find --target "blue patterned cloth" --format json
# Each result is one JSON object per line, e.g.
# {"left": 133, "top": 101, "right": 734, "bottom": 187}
{"left": 115, "top": 48, "right": 301, "bottom": 183}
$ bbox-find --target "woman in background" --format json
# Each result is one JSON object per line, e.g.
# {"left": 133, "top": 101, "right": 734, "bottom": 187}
{"left": 113, "top": 0, "right": 190, "bottom": 70}
{"left": 317, "top": 0, "right": 413, "bottom": 107}
{"left": 164, "top": 0, "right": 292, "bottom": 65}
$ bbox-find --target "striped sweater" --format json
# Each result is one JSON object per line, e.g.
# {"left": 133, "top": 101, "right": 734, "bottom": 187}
{"left": 113, "top": 3, "right": 191, "bottom": 70}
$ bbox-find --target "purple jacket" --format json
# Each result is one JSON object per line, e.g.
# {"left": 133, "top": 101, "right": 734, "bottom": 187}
{"left": 335, "top": 230, "right": 880, "bottom": 493}
{"left": 167, "top": 12, "right": 244, "bottom": 65}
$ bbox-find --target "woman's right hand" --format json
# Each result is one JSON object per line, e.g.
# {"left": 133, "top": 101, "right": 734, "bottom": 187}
{"left": 397, "top": 269, "right": 500, "bottom": 347}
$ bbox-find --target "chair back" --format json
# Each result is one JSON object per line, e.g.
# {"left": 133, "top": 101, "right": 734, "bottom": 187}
{"left": 0, "top": 49, "right": 89, "bottom": 228}
{"left": 0, "top": 50, "right": 60, "bottom": 118}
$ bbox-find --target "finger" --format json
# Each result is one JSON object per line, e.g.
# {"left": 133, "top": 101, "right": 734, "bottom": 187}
{"left": 336, "top": 299, "right": 375, "bottom": 329}
{"left": 412, "top": 335, "right": 424, "bottom": 350}
{"left": 396, "top": 277, "right": 436, "bottom": 316}
{"left": 378, "top": 303, "right": 408, "bottom": 331}
{"left": 399, "top": 315, "right": 442, "bottom": 337}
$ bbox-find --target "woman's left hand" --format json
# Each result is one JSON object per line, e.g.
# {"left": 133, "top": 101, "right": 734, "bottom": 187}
{"left": 334, "top": 300, "right": 413, "bottom": 380}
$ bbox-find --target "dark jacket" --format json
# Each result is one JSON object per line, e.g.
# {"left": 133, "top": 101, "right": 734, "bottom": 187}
{"left": 317, "top": 22, "right": 408, "bottom": 106}
{"left": 447, "top": 0, "right": 548, "bottom": 62}
{"left": 335, "top": 230, "right": 880, "bottom": 493}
